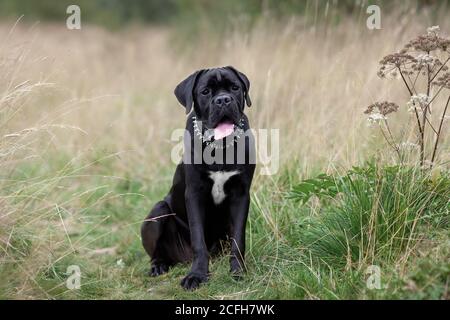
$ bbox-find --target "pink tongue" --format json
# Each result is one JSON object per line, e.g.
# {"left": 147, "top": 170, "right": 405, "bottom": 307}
{"left": 214, "top": 122, "right": 234, "bottom": 140}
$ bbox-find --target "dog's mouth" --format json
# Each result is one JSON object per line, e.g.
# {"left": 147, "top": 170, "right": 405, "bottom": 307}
{"left": 196, "top": 115, "right": 243, "bottom": 143}
{"left": 213, "top": 116, "right": 235, "bottom": 140}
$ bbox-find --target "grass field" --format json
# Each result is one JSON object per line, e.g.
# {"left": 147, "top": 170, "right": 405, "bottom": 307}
{"left": 0, "top": 7, "right": 449, "bottom": 299}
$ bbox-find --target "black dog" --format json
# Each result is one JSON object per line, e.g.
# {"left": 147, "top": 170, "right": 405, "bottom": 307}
{"left": 141, "top": 66, "right": 255, "bottom": 290}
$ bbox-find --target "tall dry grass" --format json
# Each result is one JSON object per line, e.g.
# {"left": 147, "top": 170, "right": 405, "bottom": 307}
{"left": 2, "top": 12, "right": 449, "bottom": 175}
{"left": 3, "top": 13, "right": 450, "bottom": 169}
{"left": 0, "top": 8, "right": 449, "bottom": 298}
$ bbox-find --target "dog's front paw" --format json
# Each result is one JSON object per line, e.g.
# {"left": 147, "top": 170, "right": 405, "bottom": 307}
{"left": 180, "top": 272, "right": 208, "bottom": 290}
{"left": 230, "top": 258, "right": 245, "bottom": 280}
{"left": 230, "top": 268, "right": 245, "bottom": 281}
{"left": 149, "top": 263, "right": 169, "bottom": 277}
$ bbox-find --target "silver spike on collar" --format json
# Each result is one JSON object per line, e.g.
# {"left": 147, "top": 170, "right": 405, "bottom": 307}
{"left": 192, "top": 116, "right": 245, "bottom": 150}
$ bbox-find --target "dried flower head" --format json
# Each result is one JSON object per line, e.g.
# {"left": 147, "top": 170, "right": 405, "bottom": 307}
{"left": 404, "top": 27, "right": 450, "bottom": 52}
{"left": 366, "top": 27, "right": 450, "bottom": 167}
{"left": 364, "top": 101, "right": 399, "bottom": 120}
{"left": 409, "top": 55, "right": 448, "bottom": 74}
{"left": 433, "top": 72, "right": 450, "bottom": 89}
{"left": 427, "top": 26, "right": 440, "bottom": 35}
{"left": 378, "top": 53, "right": 416, "bottom": 78}
{"left": 364, "top": 101, "right": 400, "bottom": 117}
{"left": 367, "top": 112, "right": 386, "bottom": 125}
{"left": 440, "top": 38, "right": 450, "bottom": 52}
{"left": 379, "top": 53, "right": 416, "bottom": 68}
{"left": 407, "top": 94, "right": 431, "bottom": 113}
{"left": 416, "top": 53, "right": 434, "bottom": 65}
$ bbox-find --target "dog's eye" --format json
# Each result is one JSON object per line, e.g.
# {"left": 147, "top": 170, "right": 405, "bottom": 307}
{"left": 201, "top": 89, "right": 210, "bottom": 95}
{"left": 231, "top": 85, "right": 240, "bottom": 91}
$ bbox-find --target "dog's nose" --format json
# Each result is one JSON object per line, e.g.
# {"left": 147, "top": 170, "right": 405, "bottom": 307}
{"left": 213, "top": 94, "right": 232, "bottom": 107}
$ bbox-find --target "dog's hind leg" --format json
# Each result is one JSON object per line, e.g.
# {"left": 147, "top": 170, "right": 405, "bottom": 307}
{"left": 141, "top": 200, "right": 173, "bottom": 276}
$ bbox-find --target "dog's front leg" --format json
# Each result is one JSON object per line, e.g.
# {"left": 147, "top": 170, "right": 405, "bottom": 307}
{"left": 181, "top": 189, "right": 209, "bottom": 290}
{"left": 229, "top": 191, "right": 250, "bottom": 278}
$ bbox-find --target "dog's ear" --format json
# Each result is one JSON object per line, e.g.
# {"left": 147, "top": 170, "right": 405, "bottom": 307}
{"left": 174, "top": 70, "right": 204, "bottom": 114}
{"left": 225, "top": 66, "right": 252, "bottom": 107}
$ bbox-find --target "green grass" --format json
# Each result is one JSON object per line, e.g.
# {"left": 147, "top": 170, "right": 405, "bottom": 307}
{"left": 1, "top": 4, "right": 449, "bottom": 299}
{"left": 1, "top": 153, "right": 448, "bottom": 299}
{"left": 290, "top": 164, "right": 449, "bottom": 267}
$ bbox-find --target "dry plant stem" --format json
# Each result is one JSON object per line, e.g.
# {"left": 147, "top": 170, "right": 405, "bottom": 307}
{"left": 398, "top": 67, "right": 414, "bottom": 96}
{"left": 431, "top": 95, "right": 450, "bottom": 166}
{"left": 381, "top": 120, "right": 401, "bottom": 160}
{"left": 399, "top": 68, "right": 423, "bottom": 135}
{"left": 399, "top": 67, "right": 425, "bottom": 163}
{"left": 422, "top": 86, "right": 445, "bottom": 135}
{"left": 430, "top": 55, "right": 450, "bottom": 83}
{"left": 421, "top": 62, "right": 432, "bottom": 166}
{"left": 428, "top": 86, "right": 445, "bottom": 105}
{"left": 398, "top": 58, "right": 445, "bottom": 165}
{"left": 413, "top": 65, "right": 424, "bottom": 89}
{"left": 405, "top": 66, "right": 418, "bottom": 95}
{"left": 424, "top": 115, "right": 438, "bottom": 134}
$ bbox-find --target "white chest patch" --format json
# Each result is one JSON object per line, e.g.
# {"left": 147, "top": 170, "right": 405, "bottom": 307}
{"left": 209, "top": 170, "right": 239, "bottom": 205}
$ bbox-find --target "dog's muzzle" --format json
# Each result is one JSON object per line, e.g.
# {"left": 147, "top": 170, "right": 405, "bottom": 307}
{"left": 208, "top": 105, "right": 242, "bottom": 140}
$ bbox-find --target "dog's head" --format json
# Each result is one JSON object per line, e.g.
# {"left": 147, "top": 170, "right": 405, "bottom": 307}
{"left": 174, "top": 66, "right": 251, "bottom": 139}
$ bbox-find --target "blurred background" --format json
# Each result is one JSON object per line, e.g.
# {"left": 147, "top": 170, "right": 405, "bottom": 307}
{"left": 1, "top": 0, "right": 449, "bottom": 169}
{"left": 1, "top": 0, "right": 449, "bottom": 29}
{"left": 0, "top": 0, "right": 449, "bottom": 299}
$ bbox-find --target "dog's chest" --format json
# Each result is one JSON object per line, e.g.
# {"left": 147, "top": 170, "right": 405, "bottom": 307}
{"left": 208, "top": 170, "right": 239, "bottom": 205}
